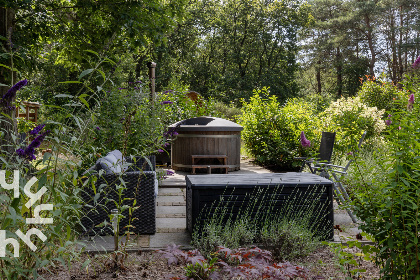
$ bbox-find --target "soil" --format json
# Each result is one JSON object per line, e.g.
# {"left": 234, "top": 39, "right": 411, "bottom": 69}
{"left": 39, "top": 246, "right": 381, "bottom": 279}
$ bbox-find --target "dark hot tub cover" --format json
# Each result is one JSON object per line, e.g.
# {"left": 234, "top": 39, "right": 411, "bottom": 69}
{"left": 168, "top": 116, "right": 243, "bottom": 132}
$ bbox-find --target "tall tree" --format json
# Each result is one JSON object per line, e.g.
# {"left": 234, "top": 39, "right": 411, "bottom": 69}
{"left": 301, "top": 0, "right": 370, "bottom": 97}
{"left": 155, "top": 0, "right": 312, "bottom": 103}
{"left": 0, "top": 0, "right": 187, "bottom": 157}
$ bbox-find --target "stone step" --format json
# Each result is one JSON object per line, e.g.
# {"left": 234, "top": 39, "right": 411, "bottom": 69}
{"left": 157, "top": 217, "right": 186, "bottom": 229}
{"left": 157, "top": 201, "right": 186, "bottom": 206}
{"left": 158, "top": 187, "right": 184, "bottom": 194}
{"left": 159, "top": 192, "right": 184, "bottom": 196}
{"left": 156, "top": 228, "right": 188, "bottom": 233}
{"left": 157, "top": 205, "right": 186, "bottom": 215}
{"left": 156, "top": 195, "right": 185, "bottom": 204}
{"left": 156, "top": 213, "right": 186, "bottom": 218}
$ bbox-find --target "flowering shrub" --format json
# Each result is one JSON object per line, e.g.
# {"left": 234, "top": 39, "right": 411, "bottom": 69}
{"left": 0, "top": 79, "right": 28, "bottom": 111}
{"left": 357, "top": 76, "right": 407, "bottom": 114}
{"left": 16, "top": 126, "right": 50, "bottom": 161}
{"left": 321, "top": 96, "right": 385, "bottom": 154}
{"left": 239, "top": 88, "right": 321, "bottom": 169}
{"left": 350, "top": 77, "right": 420, "bottom": 278}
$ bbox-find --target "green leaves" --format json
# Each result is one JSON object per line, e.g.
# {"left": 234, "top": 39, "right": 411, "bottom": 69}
{"left": 78, "top": 69, "right": 94, "bottom": 80}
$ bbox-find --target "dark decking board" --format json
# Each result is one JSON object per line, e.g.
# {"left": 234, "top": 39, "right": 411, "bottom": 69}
{"left": 186, "top": 172, "right": 334, "bottom": 240}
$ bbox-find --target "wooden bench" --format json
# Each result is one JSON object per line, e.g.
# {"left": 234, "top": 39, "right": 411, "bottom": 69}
{"left": 191, "top": 155, "right": 228, "bottom": 174}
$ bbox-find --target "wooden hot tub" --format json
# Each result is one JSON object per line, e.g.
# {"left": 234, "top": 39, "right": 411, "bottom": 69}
{"left": 169, "top": 116, "right": 243, "bottom": 172}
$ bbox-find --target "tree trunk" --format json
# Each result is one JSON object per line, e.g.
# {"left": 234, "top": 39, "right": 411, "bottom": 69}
{"left": 316, "top": 60, "right": 321, "bottom": 94}
{"left": 364, "top": 14, "right": 376, "bottom": 77}
{"left": 398, "top": 6, "right": 404, "bottom": 81}
{"left": 336, "top": 47, "right": 342, "bottom": 97}
{"left": 0, "top": 7, "right": 17, "bottom": 159}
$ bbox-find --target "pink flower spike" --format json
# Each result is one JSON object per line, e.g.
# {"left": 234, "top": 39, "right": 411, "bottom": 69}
{"left": 409, "top": 94, "right": 414, "bottom": 104}
{"left": 300, "top": 131, "right": 311, "bottom": 148}
{"left": 407, "top": 94, "right": 415, "bottom": 111}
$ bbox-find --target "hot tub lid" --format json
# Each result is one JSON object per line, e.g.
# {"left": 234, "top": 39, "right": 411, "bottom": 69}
{"left": 169, "top": 116, "right": 243, "bottom": 132}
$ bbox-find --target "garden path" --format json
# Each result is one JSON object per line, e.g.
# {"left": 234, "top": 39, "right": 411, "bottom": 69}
{"left": 78, "top": 158, "right": 364, "bottom": 254}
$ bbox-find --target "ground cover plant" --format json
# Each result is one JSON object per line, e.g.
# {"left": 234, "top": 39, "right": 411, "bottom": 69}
{"left": 158, "top": 244, "right": 312, "bottom": 279}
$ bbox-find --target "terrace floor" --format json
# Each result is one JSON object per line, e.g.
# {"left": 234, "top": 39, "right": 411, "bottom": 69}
{"left": 78, "top": 158, "right": 364, "bottom": 253}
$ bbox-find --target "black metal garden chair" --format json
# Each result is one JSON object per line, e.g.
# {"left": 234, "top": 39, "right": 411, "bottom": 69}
{"left": 314, "top": 131, "right": 367, "bottom": 223}
{"left": 295, "top": 131, "right": 336, "bottom": 175}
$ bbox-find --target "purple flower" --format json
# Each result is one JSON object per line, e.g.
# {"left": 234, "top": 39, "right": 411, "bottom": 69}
{"left": 135, "top": 81, "right": 142, "bottom": 84}
{"left": 29, "top": 124, "right": 45, "bottom": 135}
{"left": 158, "top": 149, "right": 164, "bottom": 153}
{"left": 300, "top": 131, "right": 311, "bottom": 148}
{"left": 347, "top": 152, "right": 353, "bottom": 156}
{"left": 163, "top": 90, "right": 173, "bottom": 94}
{"left": 16, "top": 148, "right": 25, "bottom": 157}
{"left": 398, "top": 126, "right": 402, "bottom": 130}
{"left": 407, "top": 94, "right": 415, "bottom": 111}
{"left": 1, "top": 79, "right": 28, "bottom": 109}
{"left": 413, "top": 56, "right": 420, "bottom": 68}
{"left": 16, "top": 130, "right": 50, "bottom": 161}
{"left": 385, "top": 114, "right": 392, "bottom": 126}
{"left": 164, "top": 142, "right": 170, "bottom": 147}
{"left": 172, "top": 131, "right": 179, "bottom": 136}
{"left": 166, "top": 170, "right": 174, "bottom": 176}
{"left": 409, "top": 94, "right": 414, "bottom": 103}
{"left": 96, "top": 126, "right": 100, "bottom": 130}
{"left": 160, "top": 101, "right": 173, "bottom": 105}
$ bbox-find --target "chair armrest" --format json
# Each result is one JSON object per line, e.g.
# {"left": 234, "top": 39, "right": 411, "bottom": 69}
{"left": 316, "top": 163, "right": 345, "bottom": 169}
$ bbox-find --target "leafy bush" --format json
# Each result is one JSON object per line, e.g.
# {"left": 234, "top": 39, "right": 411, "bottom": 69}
{"left": 321, "top": 96, "right": 385, "bottom": 155}
{"left": 213, "top": 101, "right": 242, "bottom": 122}
{"left": 91, "top": 86, "right": 220, "bottom": 167}
{"left": 0, "top": 53, "right": 204, "bottom": 278}
{"left": 238, "top": 87, "right": 321, "bottom": 170}
{"left": 302, "top": 92, "right": 335, "bottom": 113}
{"left": 340, "top": 136, "right": 390, "bottom": 195}
{"left": 349, "top": 75, "right": 420, "bottom": 278}
{"left": 357, "top": 76, "right": 408, "bottom": 114}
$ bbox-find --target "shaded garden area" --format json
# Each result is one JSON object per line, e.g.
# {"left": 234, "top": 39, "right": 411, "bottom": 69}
{"left": 1, "top": 0, "right": 420, "bottom": 279}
